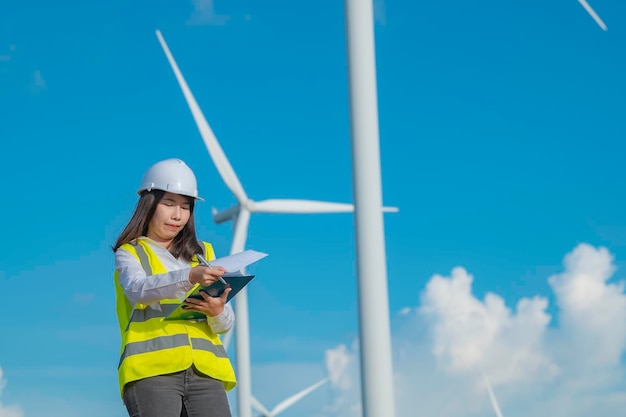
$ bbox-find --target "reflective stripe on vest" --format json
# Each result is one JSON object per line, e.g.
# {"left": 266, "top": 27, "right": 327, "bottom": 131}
{"left": 119, "top": 334, "right": 189, "bottom": 367}
{"left": 127, "top": 303, "right": 178, "bottom": 326}
{"left": 114, "top": 239, "right": 236, "bottom": 397}
{"left": 134, "top": 243, "right": 153, "bottom": 275}
{"left": 118, "top": 335, "right": 229, "bottom": 368}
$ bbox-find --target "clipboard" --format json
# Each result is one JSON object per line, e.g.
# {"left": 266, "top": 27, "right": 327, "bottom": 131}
{"left": 165, "top": 275, "right": 255, "bottom": 321}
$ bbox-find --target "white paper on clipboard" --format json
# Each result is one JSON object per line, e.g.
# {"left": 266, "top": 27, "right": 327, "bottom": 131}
{"left": 209, "top": 250, "right": 268, "bottom": 275}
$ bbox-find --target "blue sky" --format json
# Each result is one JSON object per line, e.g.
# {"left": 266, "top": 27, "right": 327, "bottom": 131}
{"left": 1, "top": 1, "right": 626, "bottom": 416}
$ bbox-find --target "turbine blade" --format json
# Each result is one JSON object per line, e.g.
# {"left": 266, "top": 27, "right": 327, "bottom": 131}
{"left": 250, "top": 395, "right": 272, "bottom": 417}
{"left": 155, "top": 30, "right": 249, "bottom": 202}
{"left": 578, "top": 0, "right": 608, "bottom": 30}
{"left": 252, "top": 199, "right": 354, "bottom": 213}
{"left": 483, "top": 372, "right": 504, "bottom": 417}
{"left": 271, "top": 378, "right": 328, "bottom": 416}
{"left": 252, "top": 199, "right": 399, "bottom": 214}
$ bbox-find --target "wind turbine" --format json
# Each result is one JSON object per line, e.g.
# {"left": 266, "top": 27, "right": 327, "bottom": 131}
{"left": 155, "top": 30, "right": 398, "bottom": 417}
{"left": 578, "top": 0, "right": 608, "bottom": 30}
{"left": 220, "top": 323, "right": 328, "bottom": 417}
{"left": 250, "top": 379, "right": 328, "bottom": 417}
{"left": 221, "top": 330, "right": 328, "bottom": 417}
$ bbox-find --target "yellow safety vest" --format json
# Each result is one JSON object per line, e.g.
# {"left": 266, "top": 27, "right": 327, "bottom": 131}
{"left": 114, "top": 239, "right": 236, "bottom": 397}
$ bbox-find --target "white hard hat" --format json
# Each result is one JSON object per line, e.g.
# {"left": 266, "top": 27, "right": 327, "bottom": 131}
{"left": 138, "top": 158, "right": 203, "bottom": 200}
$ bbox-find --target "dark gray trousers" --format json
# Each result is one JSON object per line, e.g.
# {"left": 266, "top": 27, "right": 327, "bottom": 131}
{"left": 123, "top": 366, "right": 232, "bottom": 417}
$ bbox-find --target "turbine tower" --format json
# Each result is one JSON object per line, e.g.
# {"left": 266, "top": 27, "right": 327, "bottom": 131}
{"left": 155, "top": 30, "right": 397, "bottom": 417}
{"left": 344, "top": 0, "right": 397, "bottom": 416}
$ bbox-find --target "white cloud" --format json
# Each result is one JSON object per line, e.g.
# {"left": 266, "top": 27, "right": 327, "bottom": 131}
{"left": 324, "top": 341, "right": 362, "bottom": 417}
{"left": 187, "top": 0, "right": 230, "bottom": 26}
{"left": 0, "top": 368, "right": 23, "bottom": 417}
{"left": 323, "top": 243, "right": 626, "bottom": 417}
{"left": 420, "top": 265, "right": 556, "bottom": 385}
{"left": 4, "top": 393, "right": 124, "bottom": 417}
{"left": 325, "top": 345, "right": 353, "bottom": 390}
{"left": 398, "top": 307, "right": 411, "bottom": 316}
{"left": 547, "top": 244, "right": 626, "bottom": 392}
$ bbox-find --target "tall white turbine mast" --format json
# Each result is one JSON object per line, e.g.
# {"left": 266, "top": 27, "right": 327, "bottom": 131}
{"left": 155, "top": 30, "right": 398, "bottom": 417}
{"left": 344, "top": 1, "right": 397, "bottom": 417}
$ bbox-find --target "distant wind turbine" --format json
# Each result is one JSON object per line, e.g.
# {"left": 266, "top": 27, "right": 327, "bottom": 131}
{"left": 482, "top": 372, "right": 504, "bottom": 417}
{"left": 578, "top": 0, "right": 608, "bottom": 31}
{"left": 155, "top": 29, "right": 398, "bottom": 417}
{"left": 221, "top": 335, "right": 327, "bottom": 417}
{"left": 250, "top": 379, "right": 328, "bottom": 417}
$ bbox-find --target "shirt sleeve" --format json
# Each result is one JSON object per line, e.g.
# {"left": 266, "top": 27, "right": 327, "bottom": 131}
{"left": 115, "top": 248, "right": 195, "bottom": 305}
{"left": 205, "top": 303, "right": 235, "bottom": 334}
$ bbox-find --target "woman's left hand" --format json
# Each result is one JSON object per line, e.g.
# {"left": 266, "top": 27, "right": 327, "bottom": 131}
{"left": 183, "top": 287, "right": 232, "bottom": 317}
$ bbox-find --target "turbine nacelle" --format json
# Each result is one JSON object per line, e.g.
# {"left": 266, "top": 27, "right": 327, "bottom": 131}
{"left": 213, "top": 204, "right": 243, "bottom": 224}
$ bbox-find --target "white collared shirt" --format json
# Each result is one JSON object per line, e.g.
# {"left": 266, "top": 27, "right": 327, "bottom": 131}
{"left": 115, "top": 237, "right": 234, "bottom": 334}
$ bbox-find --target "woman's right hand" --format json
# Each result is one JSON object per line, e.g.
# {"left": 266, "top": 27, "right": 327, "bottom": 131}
{"left": 188, "top": 265, "right": 227, "bottom": 286}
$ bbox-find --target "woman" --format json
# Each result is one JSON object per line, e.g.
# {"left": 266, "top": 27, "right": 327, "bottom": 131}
{"left": 112, "top": 158, "right": 236, "bottom": 417}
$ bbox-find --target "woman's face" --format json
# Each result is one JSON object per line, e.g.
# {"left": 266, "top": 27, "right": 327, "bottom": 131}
{"left": 147, "top": 192, "right": 192, "bottom": 248}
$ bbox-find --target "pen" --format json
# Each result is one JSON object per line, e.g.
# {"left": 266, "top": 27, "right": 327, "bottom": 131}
{"left": 197, "top": 253, "right": 229, "bottom": 286}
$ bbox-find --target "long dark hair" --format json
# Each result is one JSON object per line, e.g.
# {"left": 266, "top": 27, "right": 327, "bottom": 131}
{"left": 112, "top": 190, "right": 203, "bottom": 262}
